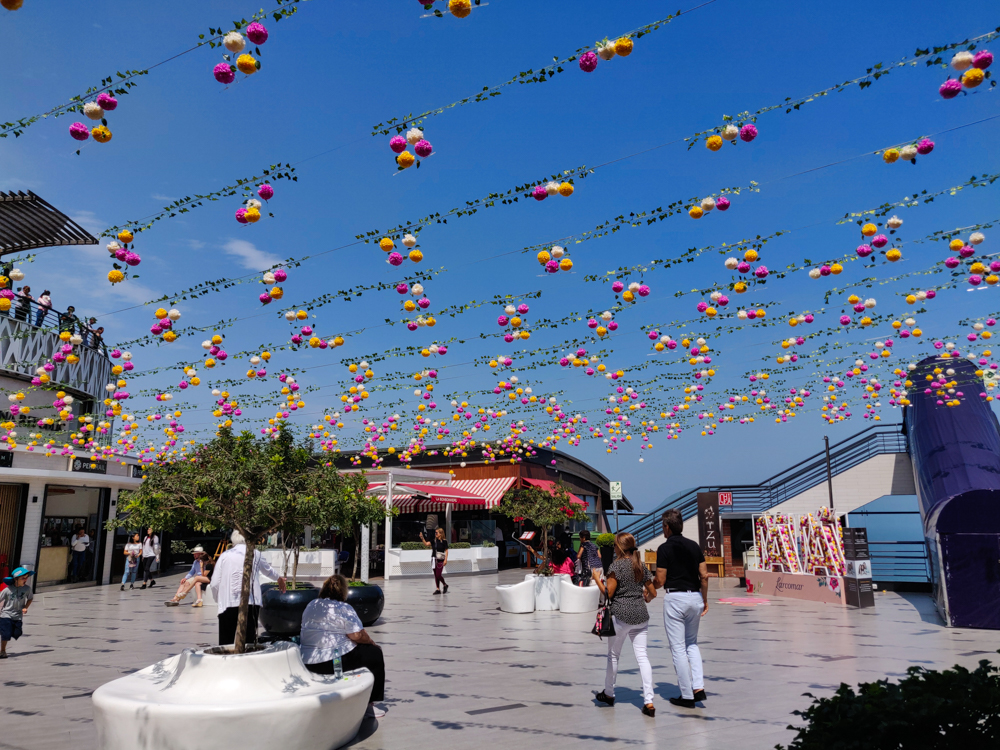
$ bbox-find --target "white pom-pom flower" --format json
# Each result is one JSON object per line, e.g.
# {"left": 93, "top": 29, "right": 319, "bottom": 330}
{"left": 403, "top": 233, "right": 417, "bottom": 248}
{"left": 916, "top": 291, "right": 927, "bottom": 301}
{"left": 951, "top": 51, "right": 974, "bottom": 71}
{"left": 545, "top": 181, "right": 560, "bottom": 196}
{"left": 167, "top": 309, "right": 181, "bottom": 321}
{"left": 551, "top": 246, "right": 565, "bottom": 259}
{"left": 597, "top": 43, "right": 616, "bottom": 61}
{"left": 628, "top": 282, "right": 641, "bottom": 292}
{"left": 710, "top": 291, "right": 722, "bottom": 302}
{"left": 405, "top": 128, "right": 424, "bottom": 145}
{"left": 722, "top": 124, "right": 739, "bottom": 141}
{"left": 70, "top": 334, "right": 83, "bottom": 345}
{"left": 887, "top": 215, "right": 903, "bottom": 229}
{"left": 737, "top": 310, "right": 748, "bottom": 320}
{"left": 864, "top": 298, "right": 876, "bottom": 309}
{"left": 223, "top": 32, "right": 246, "bottom": 53}
{"left": 263, "top": 272, "right": 276, "bottom": 284}
{"left": 411, "top": 283, "right": 424, "bottom": 296}
{"left": 202, "top": 340, "right": 212, "bottom": 350}
{"left": 84, "top": 102, "right": 104, "bottom": 121}
{"left": 10, "top": 269, "right": 24, "bottom": 282}
{"left": 246, "top": 199, "right": 262, "bottom": 210}
{"left": 701, "top": 196, "right": 716, "bottom": 212}
{"left": 724, "top": 257, "right": 739, "bottom": 270}
{"left": 900, "top": 145, "right": 917, "bottom": 161}
{"left": 284, "top": 311, "right": 296, "bottom": 321}
{"left": 504, "top": 305, "right": 516, "bottom": 315}
{"left": 809, "top": 268, "right": 822, "bottom": 279}
{"left": 601, "top": 310, "right": 613, "bottom": 321}
{"left": 970, "top": 232, "right": 985, "bottom": 245}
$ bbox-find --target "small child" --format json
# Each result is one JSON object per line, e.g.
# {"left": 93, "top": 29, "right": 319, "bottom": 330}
{"left": 0, "top": 567, "right": 35, "bottom": 659}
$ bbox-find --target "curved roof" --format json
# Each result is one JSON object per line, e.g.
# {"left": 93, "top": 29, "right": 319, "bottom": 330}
{"left": 0, "top": 191, "right": 98, "bottom": 254}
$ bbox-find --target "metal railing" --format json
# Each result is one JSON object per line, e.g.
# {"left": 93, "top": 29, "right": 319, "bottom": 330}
{"left": 868, "top": 541, "right": 932, "bottom": 583}
{"left": 621, "top": 424, "right": 908, "bottom": 544}
{"left": 3, "top": 297, "right": 109, "bottom": 355}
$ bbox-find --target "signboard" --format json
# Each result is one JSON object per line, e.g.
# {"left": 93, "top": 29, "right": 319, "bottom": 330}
{"left": 609, "top": 481, "right": 622, "bottom": 501}
{"left": 130, "top": 464, "right": 144, "bottom": 478}
{"left": 696, "top": 492, "right": 721, "bottom": 557}
{"left": 718, "top": 491, "right": 733, "bottom": 506}
{"left": 518, "top": 531, "right": 536, "bottom": 541}
{"left": 72, "top": 457, "right": 107, "bottom": 474}
{"left": 842, "top": 527, "right": 875, "bottom": 609}
{"left": 0, "top": 451, "right": 13, "bottom": 468}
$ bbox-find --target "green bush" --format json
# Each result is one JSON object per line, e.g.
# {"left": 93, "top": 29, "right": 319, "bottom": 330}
{"left": 400, "top": 542, "right": 426, "bottom": 551}
{"left": 777, "top": 654, "right": 1000, "bottom": 749}
{"left": 171, "top": 540, "right": 190, "bottom": 555}
{"left": 450, "top": 542, "right": 471, "bottom": 549}
{"left": 595, "top": 533, "right": 615, "bottom": 547}
{"left": 481, "top": 541, "right": 496, "bottom": 547}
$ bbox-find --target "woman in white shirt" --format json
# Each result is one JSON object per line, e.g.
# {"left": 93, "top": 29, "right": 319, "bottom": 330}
{"left": 121, "top": 533, "right": 142, "bottom": 590}
{"left": 300, "top": 574, "right": 386, "bottom": 718}
{"left": 140, "top": 527, "right": 159, "bottom": 589}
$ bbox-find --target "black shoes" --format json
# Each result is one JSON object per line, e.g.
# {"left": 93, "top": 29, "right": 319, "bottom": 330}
{"left": 433, "top": 590, "right": 441, "bottom": 595}
{"left": 693, "top": 689, "right": 707, "bottom": 702}
{"left": 120, "top": 585, "right": 125, "bottom": 591}
{"left": 443, "top": 584, "right": 449, "bottom": 594}
{"left": 641, "top": 704, "right": 655, "bottom": 717}
{"left": 129, "top": 584, "right": 134, "bottom": 590}
{"left": 594, "top": 690, "right": 615, "bottom": 706}
{"left": 140, "top": 584, "right": 146, "bottom": 589}
{"left": 670, "top": 697, "right": 697, "bottom": 709}
{"left": 149, "top": 580, "right": 156, "bottom": 587}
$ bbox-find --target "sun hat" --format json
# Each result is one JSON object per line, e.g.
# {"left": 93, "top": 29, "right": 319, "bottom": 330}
{"left": 3, "top": 566, "right": 35, "bottom": 584}
{"left": 191, "top": 545, "right": 205, "bottom": 553}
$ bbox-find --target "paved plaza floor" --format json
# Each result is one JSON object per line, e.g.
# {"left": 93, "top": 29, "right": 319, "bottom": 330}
{"left": 1, "top": 568, "right": 997, "bottom": 749}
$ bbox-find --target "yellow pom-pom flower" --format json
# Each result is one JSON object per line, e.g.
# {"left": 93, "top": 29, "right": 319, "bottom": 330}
{"left": 614, "top": 37, "right": 634, "bottom": 56}
{"left": 733, "top": 282, "right": 747, "bottom": 293}
{"left": 559, "top": 258, "right": 573, "bottom": 271}
{"left": 706, "top": 135, "right": 723, "bottom": 152}
{"left": 882, "top": 149, "right": 900, "bottom": 164}
{"left": 155, "top": 308, "right": 168, "bottom": 319}
{"left": 379, "top": 237, "right": 394, "bottom": 252}
{"left": 0, "top": 299, "right": 9, "bottom": 313}
{"left": 949, "top": 239, "right": 965, "bottom": 251}
{"left": 886, "top": 248, "right": 902, "bottom": 262}
{"left": 988, "top": 275, "right": 1000, "bottom": 286}
{"left": 963, "top": 67, "right": 985, "bottom": 88}
{"left": 906, "top": 294, "right": 917, "bottom": 305}
{"left": 237, "top": 54, "right": 257, "bottom": 75}
{"left": 558, "top": 182, "right": 574, "bottom": 197}
{"left": 862, "top": 223, "right": 877, "bottom": 236}
{"left": 537, "top": 250, "right": 551, "bottom": 265}
{"left": 295, "top": 310, "right": 308, "bottom": 320}
{"left": 756, "top": 309, "right": 766, "bottom": 319}
{"left": 830, "top": 263, "right": 843, "bottom": 275}
{"left": 269, "top": 286, "right": 284, "bottom": 299}
{"left": 162, "top": 331, "right": 177, "bottom": 342}
{"left": 408, "top": 249, "right": 423, "bottom": 263}
{"left": 744, "top": 249, "right": 758, "bottom": 262}
{"left": 118, "top": 230, "right": 134, "bottom": 244}
{"left": 403, "top": 300, "right": 416, "bottom": 312}
{"left": 689, "top": 206, "right": 704, "bottom": 219}
{"left": 91, "top": 125, "right": 112, "bottom": 143}
{"left": 622, "top": 290, "right": 635, "bottom": 302}
{"left": 108, "top": 269, "right": 124, "bottom": 284}
{"left": 245, "top": 207, "right": 261, "bottom": 223}
{"left": 449, "top": 0, "right": 471, "bottom": 18}
{"left": 397, "top": 151, "right": 415, "bottom": 169}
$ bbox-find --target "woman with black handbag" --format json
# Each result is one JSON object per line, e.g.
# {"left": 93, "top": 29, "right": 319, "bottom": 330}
{"left": 593, "top": 532, "right": 657, "bottom": 717}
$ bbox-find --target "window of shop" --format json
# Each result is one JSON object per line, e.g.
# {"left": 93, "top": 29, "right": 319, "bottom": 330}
{"left": 0, "top": 484, "right": 26, "bottom": 580}
{"left": 37, "top": 486, "right": 107, "bottom": 586}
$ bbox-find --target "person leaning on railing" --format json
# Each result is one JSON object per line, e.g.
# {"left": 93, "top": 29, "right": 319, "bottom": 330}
{"left": 33, "top": 291, "right": 51, "bottom": 327}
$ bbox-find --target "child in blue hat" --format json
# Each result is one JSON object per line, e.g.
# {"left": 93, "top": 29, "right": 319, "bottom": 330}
{"left": 1, "top": 567, "right": 35, "bottom": 659}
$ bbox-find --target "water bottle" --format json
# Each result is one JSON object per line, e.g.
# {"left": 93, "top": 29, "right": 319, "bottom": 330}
{"left": 333, "top": 646, "right": 343, "bottom": 680}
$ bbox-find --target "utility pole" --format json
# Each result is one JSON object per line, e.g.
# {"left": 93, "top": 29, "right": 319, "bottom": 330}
{"left": 824, "top": 435, "right": 835, "bottom": 512}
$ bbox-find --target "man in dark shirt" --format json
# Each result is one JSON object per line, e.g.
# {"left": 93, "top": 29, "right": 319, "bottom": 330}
{"left": 654, "top": 508, "right": 709, "bottom": 709}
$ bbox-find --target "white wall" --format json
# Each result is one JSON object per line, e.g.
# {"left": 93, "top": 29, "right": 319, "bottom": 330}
{"left": 43, "top": 487, "right": 101, "bottom": 517}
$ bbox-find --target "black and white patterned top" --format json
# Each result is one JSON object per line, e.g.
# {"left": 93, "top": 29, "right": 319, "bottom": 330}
{"left": 607, "top": 557, "right": 652, "bottom": 625}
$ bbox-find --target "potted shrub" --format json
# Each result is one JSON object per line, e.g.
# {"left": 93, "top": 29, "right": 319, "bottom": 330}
{"left": 596, "top": 533, "right": 616, "bottom": 572}
{"left": 498, "top": 481, "right": 589, "bottom": 610}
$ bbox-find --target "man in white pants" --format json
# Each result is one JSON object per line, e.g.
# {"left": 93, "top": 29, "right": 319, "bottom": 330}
{"left": 654, "top": 509, "right": 709, "bottom": 709}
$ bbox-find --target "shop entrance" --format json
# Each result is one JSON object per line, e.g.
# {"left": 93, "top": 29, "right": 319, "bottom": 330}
{"left": 0, "top": 483, "right": 28, "bottom": 580}
{"left": 37, "top": 485, "right": 110, "bottom": 586}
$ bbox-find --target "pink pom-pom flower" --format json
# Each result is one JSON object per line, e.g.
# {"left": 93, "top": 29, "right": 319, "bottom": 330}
{"left": 125, "top": 252, "right": 141, "bottom": 266}
{"left": 973, "top": 50, "right": 993, "bottom": 70}
{"left": 245, "top": 22, "right": 269, "bottom": 45}
{"left": 856, "top": 244, "right": 873, "bottom": 258}
{"left": 871, "top": 234, "right": 888, "bottom": 248}
{"left": 916, "top": 138, "right": 935, "bottom": 155}
{"left": 96, "top": 92, "right": 118, "bottom": 111}
{"left": 532, "top": 185, "right": 548, "bottom": 201}
{"left": 715, "top": 195, "right": 731, "bottom": 211}
{"left": 737, "top": 262, "right": 751, "bottom": 273}
{"left": 69, "top": 122, "right": 90, "bottom": 141}
{"left": 257, "top": 183, "right": 274, "bottom": 200}
{"left": 612, "top": 281, "right": 624, "bottom": 293}
{"left": 545, "top": 260, "right": 560, "bottom": 273}
{"left": 414, "top": 140, "right": 433, "bottom": 158}
{"left": 579, "top": 51, "right": 598, "bottom": 72}
{"left": 274, "top": 269, "right": 287, "bottom": 282}
{"left": 396, "top": 283, "right": 408, "bottom": 294}
{"left": 739, "top": 123, "right": 758, "bottom": 142}
{"left": 960, "top": 245, "right": 975, "bottom": 258}
{"left": 235, "top": 207, "right": 249, "bottom": 224}
{"left": 696, "top": 301, "right": 708, "bottom": 313}
{"left": 497, "top": 315, "right": 509, "bottom": 326}
{"left": 389, "top": 136, "right": 407, "bottom": 154}
{"left": 214, "top": 63, "right": 236, "bottom": 84}
{"left": 945, "top": 257, "right": 960, "bottom": 268}
{"left": 754, "top": 265, "right": 769, "bottom": 279}
{"left": 259, "top": 293, "right": 272, "bottom": 304}
{"left": 969, "top": 274, "right": 983, "bottom": 286}
{"left": 840, "top": 315, "right": 851, "bottom": 325}
{"left": 939, "top": 79, "right": 963, "bottom": 99}
{"left": 637, "top": 284, "right": 650, "bottom": 297}
{"left": 387, "top": 252, "right": 404, "bottom": 266}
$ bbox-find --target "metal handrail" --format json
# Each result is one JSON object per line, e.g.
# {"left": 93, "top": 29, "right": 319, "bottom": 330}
{"left": 622, "top": 424, "right": 908, "bottom": 544}
{"left": 867, "top": 541, "right": 932, "bottom": 582}
{"left": 1, "top": 296, "right": 108, "bottom": 356}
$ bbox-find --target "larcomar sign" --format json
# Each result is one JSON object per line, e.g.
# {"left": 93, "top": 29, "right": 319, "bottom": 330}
{"left": 72, "top": 457, "right": 107, "bottom": 474}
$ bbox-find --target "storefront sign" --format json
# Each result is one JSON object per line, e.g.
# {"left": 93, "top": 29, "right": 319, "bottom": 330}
{"left": 746, "top": 569, "right": 846, "bottom": 606}
{"left": 843, "top": 527, "right": 875, "bottom": 608}
{"left": 72, "top": 458, "right": 107, "bottom": 474}
{"left": 0, "top": 451, "right": 12, "bottom": 468}
{"left": 609, "top": 481, "right": 622, "bottom": 501}
{"left": 130, "top": 464, "right": 144, "bottom": 478}
{"left": 697, "top": 492, "right": 720, "bottom": 557}
{"left": 718, "top": 491, "right": 732, "bottom": 506}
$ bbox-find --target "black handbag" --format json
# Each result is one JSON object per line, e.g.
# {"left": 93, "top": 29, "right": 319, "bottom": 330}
{"left": 591, "top": 591, "right": 616, "bottom": 640}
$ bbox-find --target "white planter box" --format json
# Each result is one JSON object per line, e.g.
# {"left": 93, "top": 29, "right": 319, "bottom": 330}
{"left": 260, "top": 548, "right": 338, "bottom": 579}
{"left": 387, "top": 546, "right": 499, "bottom": 578}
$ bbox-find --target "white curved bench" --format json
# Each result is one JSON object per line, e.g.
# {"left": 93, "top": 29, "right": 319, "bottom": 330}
{"left": 559, "top": 579, "right": 602, "bottom": 613}
{"left": 93, "top": 641, "right": 374, "bottom": 750}
{"left": 497, "top": 578, "right": 535, "bottom": 613}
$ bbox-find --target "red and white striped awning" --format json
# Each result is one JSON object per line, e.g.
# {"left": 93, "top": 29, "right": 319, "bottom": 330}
{"left": 451, "top": 477, "right": 517, "bottom": 509}
{"left": 366, "top": 476, "right": 516, "bottom": 513}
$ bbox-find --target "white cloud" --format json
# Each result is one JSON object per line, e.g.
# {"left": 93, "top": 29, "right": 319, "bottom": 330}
{"left": 185, "top": 239, "right": 206, "bottom": 250}
{"left": 151, "top": 194, "right": 176, "bottom": 202}
{"left": 69, "top": 210, "right": 106, "bottom": 237}
{"left": 221, "top": 238, "right": 281, "bottom": 271}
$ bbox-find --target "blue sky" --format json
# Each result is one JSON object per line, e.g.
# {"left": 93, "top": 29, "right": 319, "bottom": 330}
{"left": 2, "top": 0, "right": 999, "bottom": 512}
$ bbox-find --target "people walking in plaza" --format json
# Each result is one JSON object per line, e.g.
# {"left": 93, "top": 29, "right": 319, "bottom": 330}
{"left": 575, "top": 530, "right": 602, "bottom": 586}
{"left": 166, "top": 546, "right": 213, "bottom": 607}
{"left": 210, "top": 530, "right": 285, "bottom": 646}
{"left": 0, "top": 567, "right": 35, "bottom": 659}
{"left": 594, "top": 532, "right": 657, "bottom": 716}
{"left": 70, "top": 527, "right": 90, "bottom": 582}
{"left": 300, "top": 573, "right": 387, "bottom": 718}
{"left": 653, "top": 509, "right": 709, "bottom": 709}
{"left": 419, "top": 527, "right": 448, "bottom": 595}
{"left": 121, "top": 532, "right": 142, "bottom": 590}
{"left": 33, "top": 290, "right": 51, "bottom": 327}
{"left": 140, "top": 527, "right": 159, "bottom": 589}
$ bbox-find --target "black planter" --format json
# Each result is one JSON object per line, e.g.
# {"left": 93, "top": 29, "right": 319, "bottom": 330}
{"left": 599, "top": 546, "right": 614, "bottom": 573}
{"left": 260, "top": 582, "right": 319, "bottom": 638}
{"left": 347, "top": 584, "right": 384, "bottom": 627}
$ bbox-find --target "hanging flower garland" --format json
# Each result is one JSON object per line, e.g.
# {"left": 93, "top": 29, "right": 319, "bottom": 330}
{"left": 498, "top": 303, "right": 531, "bottom": 343}
{"left": 938, "top": 48, "right": 993, "bottom": 98}
{"left": 212, "top": 21, "right": 271, "bottom": 84}
{"left": 579, "top": 35, "right": 635, "bottom": 73}
{"left": 68, "top": 91, "right": 119, "bottom": 151}
{"left": 150, "top": 307, "right": 182, "bottom": 343}
{"left": 381, "top": 234, "right": 424, "bottom": 266}
{"left": 389, "top": 128, "right": 434, "bottom": 170}
{"left": 881, "top": 138, "right": 935, "bottom": 164}
{"left": 106, "top": 230, "right": 142, "bottom": 285}
{"left": 688, "top": 193, "right": 733, "bottom": 218}
{"left": 259, "top": 267, "right": 288, "bottom": 304}
{"left": 703, "top": 118, "right": 758, "bottom": 153}
{"left": 536, "top": 245, "right": 574, "bottom": 273}
{"left": 236, "top": 183, "right": 276, "bottom": 225}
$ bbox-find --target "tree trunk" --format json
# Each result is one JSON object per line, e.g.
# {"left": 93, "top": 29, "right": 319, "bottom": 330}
{"left": 352, "top": 526, "right": 360, "bottom": 580}
{"left": 234, "top": 538, "right": 256, "bottom": 654}
{"left": 292, "top": 543, "right": 300, "bottom": 589}
{"left": 541, "top": 526, "right": 550, "bottom": 571}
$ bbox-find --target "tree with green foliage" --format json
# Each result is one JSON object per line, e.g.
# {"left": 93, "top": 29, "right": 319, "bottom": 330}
{"left": 777, "top": 654, "right": 1000, "bottom": 749}
{"left": 318, "top": 471, "right": 398, "bottom": 579}
{"left": 497, "top": 481, "right": 589, "bottom": 574}
{"left": 111, "top": 425, "right": 369, "bottom": 653}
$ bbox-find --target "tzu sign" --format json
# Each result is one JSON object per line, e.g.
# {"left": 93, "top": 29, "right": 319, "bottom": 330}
{"left": 696, "top": 492, "right": 721, "bottom": 557}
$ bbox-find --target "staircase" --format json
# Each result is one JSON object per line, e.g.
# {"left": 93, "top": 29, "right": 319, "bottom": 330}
{"left": 621, "top": 424, "right": 909, "bottom": 545}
